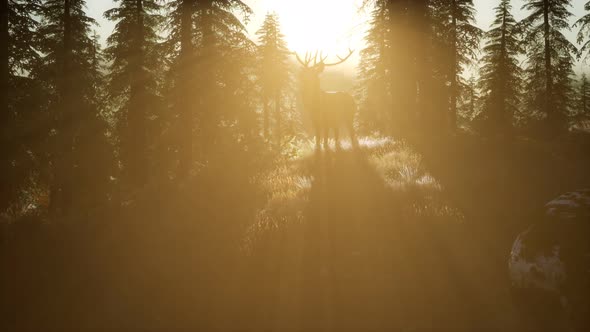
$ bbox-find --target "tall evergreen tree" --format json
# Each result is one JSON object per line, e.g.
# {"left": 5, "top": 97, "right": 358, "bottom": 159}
{"left": 75, "top": 30, "right": 115, "bottom": 212}
{"left": 387, "top": 0, "right": 414, "bottom": 134}
{"left": 256, "top": 12, "right": 289, "bottom": 147}
{"left": 574, "top": 1, "right": 590, "bottom": 61}
{"left": 192, "top": 0, "right": 254, "bottom": 156}
{"left": 358, "top": 0, "right": 391, "bottom": 133}
{"left": 163, "top": 0, "right": 196, "bottom": 177}
{"left": 410, "top": 0, "right": 433, "bottom": 127}
{"left": 36, "top": 0, "right": 106, "bottom": 215}
{"left": 361, "top": 0, "right": 430, "bottom": 135}
{"left": 576, "top": 73, "right": 590, "bottom": 121}
{"left": 105, "top": 0, "right": 163, "bottom": 186}
{"left": 479, "top": 0, "right": 523, "bottom": 133}
{"left": 1, "top": 0, "right": 41, "bottom": 210}
{"left": 520, "top": 0, "right": 576, "bottom": 133}
{"left": 359, "top": 0, "right": 438, "bottom": 134}
{"left": 460, "top": 75, "right": 479, "bottom": 121}
{"left": 433, "top": 0, "right": 481, "bottom": 132}
{"left": 1, "top": 1, "right": 6, "bottom": 128}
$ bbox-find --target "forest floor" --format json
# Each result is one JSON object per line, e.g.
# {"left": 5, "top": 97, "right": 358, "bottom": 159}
{"left": 2, "top": 133, "right": 589, "bottom": 332}
{"left": 241, "top": 137, "right": 515, "bottom": 331}
{"left": 240, "top": 133, "right": 590, "bottom": 332}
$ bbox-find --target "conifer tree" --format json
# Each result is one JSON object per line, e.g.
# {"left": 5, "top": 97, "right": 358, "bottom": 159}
{"left": 1, "top": 0, "right": 41, "bottom": 209}
{"left": 520, "top": 0, "right": 576, "bottom": 133}
{"left": 74, "top": 30, "right": 115, "bottom": 212}
{"left": 433, "top": 0, "right": 481, "bottom": 132}
{"left": 576, "top": 73, "right": 590, "bottom": 121}
{"left": 1, "top": 1, "right": 6, "bottom": 125}
{"left": 36, "top": 0, "right": 107, "bottom": 215}
{"left": 358, "top": 0, "right": 391, "bottom": 133}
{"left": 256, "top": 12, "right": 290, "bottom": 147}
{"left": 479, "top": 0, "right": 523, "bottom": 133}
{"left": 461, "top": 75, "right": 479, "bottom": 121}
{"left": 411, "top": 0, "right": 432, "bottom": 126}
{"left": 575, "top": 1, "right": 590, "bottom": 61}
{"left": 105, "top": 0, "right": 163, "bottom": 186}
{"left": 163, "top": 0, "right": 196, "bottom": 176}
{"left": 192, "top": 0, "right": 254, "bottom": 155}
{"left": 387, "top": 0, "right": 413, "bottom": 134}
{"left": 2, "top": 0, "right": 41, "bottom": 118}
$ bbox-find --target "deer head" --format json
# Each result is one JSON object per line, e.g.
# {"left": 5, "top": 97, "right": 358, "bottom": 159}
{"left": 294, "top": 49, "right": 354, "bottom": 109}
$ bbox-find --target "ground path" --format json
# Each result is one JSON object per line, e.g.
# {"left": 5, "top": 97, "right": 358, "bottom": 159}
{"left": 243, "top": 137, "right": 541, "bottom": 331}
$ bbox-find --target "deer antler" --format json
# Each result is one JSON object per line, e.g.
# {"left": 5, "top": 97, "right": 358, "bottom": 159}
{"left": 319, "top": 51, "right": 328, "bottom": 64}
{"left": 323, "top": 48, "right": 355, "bottom": 67}
{"left": 294, "top": 51, "right": 312, "bottom": 67}
{"left": 313, "top": 50, "right": 320, "bottom": 66}
{"left": 294, "top": 48, "right": 354, "bottom": 68}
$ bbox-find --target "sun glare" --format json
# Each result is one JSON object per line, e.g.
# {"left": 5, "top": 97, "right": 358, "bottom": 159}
{"left": 255, "top": 0, "right": 369, "bottom": 66}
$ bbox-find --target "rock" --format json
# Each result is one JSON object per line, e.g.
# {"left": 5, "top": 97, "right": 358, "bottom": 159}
{"left": 509, "top": 189, "right": 590, "bottom": 329}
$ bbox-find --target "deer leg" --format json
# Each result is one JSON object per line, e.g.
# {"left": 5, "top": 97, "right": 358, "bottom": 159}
{"left": 348, "top": 122, "right": 358, "bottom": 149}
{"left": 314, "top": 124, "right": 321, "bottom": 150}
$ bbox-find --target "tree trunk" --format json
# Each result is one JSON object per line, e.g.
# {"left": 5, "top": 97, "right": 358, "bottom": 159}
{"left": 406, "top": 0, "right": 424, "bottom": 132}
{"left": 583, "top": 79, "right": 588, "bottom": 116}
{"left": 497, "top": 4, "right": 507, "bottom": 131}
{"left": 178, "top": 0, "right": 194, "bottom": 177}
{"left": 388, "top": 0, "right": 404, "bottom": 136}
{"left": 49, "top": 0, "right": 74, "bottom": 216}
{"left": 0, "top": 0, "right": 10, "bottom": 209}
{"left": 198, "top": 2, "right": 216, "bottom": 157}
{"left": 126, "top": 0, "right": 148, "bottom": 185}
{"left": 0, "top": 0, "right": 7, "bottom": 123}
{"left": 275, "top": 89, "right": 281, "bottom": 148}
{"left": 542, "top": 0, "right": 554, "bottom": 128}
{"left": 449, "top": 0, "right": 458, "bottom": 133}
{"left": 263, "top": 96, "right": 269, "bottom": 139}
{"left": 413, "top": 0, "right": 429, "bottom": 128}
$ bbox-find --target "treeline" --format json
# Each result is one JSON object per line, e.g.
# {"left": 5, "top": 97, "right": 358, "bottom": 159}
{"left": 357, "top": 0, "right": 590, "bottom": 137}
{"left": 1, "top": 1, "right": 294, "bottom": 218}
{"left": 3, "top": 0, "right": 590, "bottom": 219}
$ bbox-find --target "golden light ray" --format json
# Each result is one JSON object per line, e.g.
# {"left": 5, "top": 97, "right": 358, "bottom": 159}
{"left": 252, "top": 0, "right": 369, "bottom": 66}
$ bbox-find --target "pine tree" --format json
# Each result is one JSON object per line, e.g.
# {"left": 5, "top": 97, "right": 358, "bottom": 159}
{"left": 163, "top": 0, "right": 196, "bottom": 177}
{"left": 520, "top": 0, "right": 576, "bottom": 134}
{"left": 1, "top": 0, "right": 41, "bottom": 209}
{"left": 192, "top": 0, "right": 254, "bottom": 156}
{"left": 410, "top": 0, "right": 432, "bottom": 127}
{"left": 387, "top": 0, "right": 414, "bottom": 134}
{"left": 358, "top": 0, "right": 391, "bottom": 133}
{"left": 575, "top": 1, "right": 590, "bottom": 61}
{"left": 74, "top": 30, "right": 115, "bottom": 212}
{"left": 433, "top": 0, "right": 482, "bottom": 132}
{"left": 358, "top": 0, "right": 438, "bottom": 136}
{"left": 104, "top": 0, "right": 163, "bottom": 186}
{"left": 0, "top": 1, "right": 6, "bottom": 126}
{"left": 359, "top": 0, "right": 441, "bottom": 135}
{"left": 256, "top": 12, "right": 290, "bottom": 147}
{"left": 576, "top": 73, "right": 590, "bottom": 121}
{"left": 479, "top": 0, "right": 523, "bottom": 133}
{"left": 36, "top": 0, "right": 106, "bottom": 215}
{"left": 460, "top": 75, "right": 479, "bottom": 121}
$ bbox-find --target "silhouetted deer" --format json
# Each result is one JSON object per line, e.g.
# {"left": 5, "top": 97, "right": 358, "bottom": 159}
{"left": 295, "top": 50, "right": 357, "bottom": 150}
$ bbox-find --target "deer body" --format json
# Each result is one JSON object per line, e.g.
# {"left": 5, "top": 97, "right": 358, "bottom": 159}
{"left": 307, "top": 91, "right": 355, "bottom": 146}
{"left": 296, "top": 50, "right": 357, "bottom": 149}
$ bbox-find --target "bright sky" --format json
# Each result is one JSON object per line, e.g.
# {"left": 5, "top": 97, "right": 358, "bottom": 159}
{"left": 86, "top": 0, "right": 589, "bottom": 72}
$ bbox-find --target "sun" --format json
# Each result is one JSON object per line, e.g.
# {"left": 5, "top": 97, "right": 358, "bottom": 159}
{"left": 255, "top": 0, "right": 369, "bottom": 66}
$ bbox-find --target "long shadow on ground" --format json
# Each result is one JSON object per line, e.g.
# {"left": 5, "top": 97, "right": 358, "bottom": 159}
{"left": 274, "top": 145, "right": 519, "bottom": 332}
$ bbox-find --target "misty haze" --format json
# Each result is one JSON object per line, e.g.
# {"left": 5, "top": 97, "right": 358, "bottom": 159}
{"left": 1, "top": 1, "right": 590, "bottom": 332}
